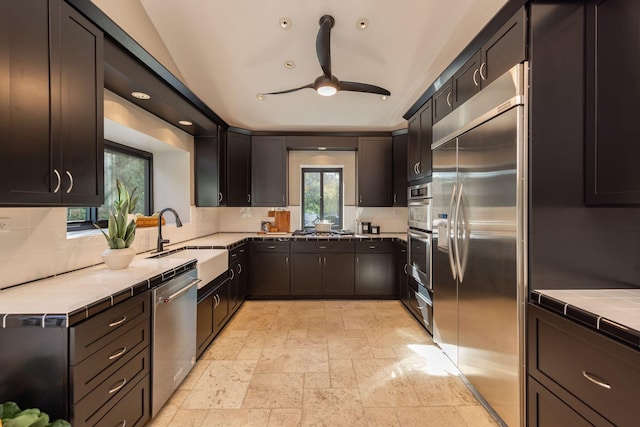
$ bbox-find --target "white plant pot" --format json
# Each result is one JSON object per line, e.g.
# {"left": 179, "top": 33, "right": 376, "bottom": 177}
{"left": 102, "top": 247, "right": 136, "bottom": 270}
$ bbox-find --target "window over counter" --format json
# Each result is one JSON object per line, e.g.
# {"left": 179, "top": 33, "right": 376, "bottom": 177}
{"left": 67, "top": 141, "right": 152, "bottom": 230}
{"left": 302, "top": 168, "right": 343, "bottom": 229}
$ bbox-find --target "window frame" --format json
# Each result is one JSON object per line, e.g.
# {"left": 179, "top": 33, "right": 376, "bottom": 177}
{"left": 301, "top": 167, "right": 344, "bottom": 230}
{"left": 66, "top": 140, "right": 153, "bottom": 231}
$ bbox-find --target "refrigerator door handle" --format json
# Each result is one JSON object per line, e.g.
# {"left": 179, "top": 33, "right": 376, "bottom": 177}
{"left": 453, "top": 182, "right": 464, "bottom": 282}
{"left": 458, "top": 186, "right": 470, "bottom": 283}
{"left": 447, "top": 183, "right": 458, "bottom": 280}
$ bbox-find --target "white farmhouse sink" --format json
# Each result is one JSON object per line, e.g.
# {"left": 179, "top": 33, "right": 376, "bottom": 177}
{"left": 156, "top": 249, "right": 228, "bottom": 288}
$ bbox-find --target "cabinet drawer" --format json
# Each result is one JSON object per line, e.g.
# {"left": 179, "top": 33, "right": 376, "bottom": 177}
{"left": 529, "top": 305, "right": 640, "bottom": 426}
{"left": 93, "top": 374, "right": 150, "bottom": 427}
{"left": 229, "top": 243, "right": 247, "bottom": 261}
{"left": 71, "top": 317, "right": 150, "bottom": 402}
{"left": 251, "top": 241, "right": 290, "bottom": 253}
{"left": 70, "top": 292, "right": 150, "bottom": 364}
{"left": 355, "top": 241, "right": 394, "bottom": 253}
{"left": 72, "top": 346, "right": 150, "bottom": 426}
{"left": 291, "top": 240, "right": 354, "bottom": 253}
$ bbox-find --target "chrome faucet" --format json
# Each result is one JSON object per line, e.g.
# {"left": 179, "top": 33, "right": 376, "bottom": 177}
{"left": 157, "top": 208, "right": 183, "bottom": 252}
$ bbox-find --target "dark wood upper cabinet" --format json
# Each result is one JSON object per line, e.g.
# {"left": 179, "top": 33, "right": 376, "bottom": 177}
{"left": 251, "top": 136, "right": 287, "bottom": 207}
{"left": 0, "top": 0, "right": 103, "bottom": 206}
{"left": 585, "top": 0, "right": 640, "bottom": 204}
{"left": 226, "top": 131, "right": 251, "bottom": 206}
{"left": 194, "top": 135, "right": 220, "bottom": 207}
{"left": 357, "top": 137, "right": 392, "bottom": 207}
{"left": 407, "top": 99, "right": 433, "bottom": 182}
{"left": 392, "top": 133, "right": 408, "bottom": 206}
{"left": 432, "top": 78, "right": 453, "bottom": 124}
{"left": 452, "top": 50, "right": 482, "bottom": 110}
{"left": 481, "top": 6, "right": 526, "bottom": 87}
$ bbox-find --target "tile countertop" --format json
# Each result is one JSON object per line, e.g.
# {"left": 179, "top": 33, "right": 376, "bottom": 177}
{"left": 0, "top": 231, "right": 407, "bottom": 327}
{"left": 0, "top": 255, "right": 195, "bottom": 326}
{"left": 531, "top": 289, "right": 640, "bottom": 350}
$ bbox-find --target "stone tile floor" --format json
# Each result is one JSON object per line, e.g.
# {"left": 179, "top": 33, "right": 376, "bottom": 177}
{"left": 148, "top": 300, "right": 499, "bottom": 426}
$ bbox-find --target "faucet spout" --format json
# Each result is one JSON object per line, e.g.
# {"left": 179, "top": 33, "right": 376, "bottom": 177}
{"left": 157, "top": 208, "right": 183, "bottom": 252}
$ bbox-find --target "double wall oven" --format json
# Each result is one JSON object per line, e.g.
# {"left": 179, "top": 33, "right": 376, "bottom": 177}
{"left": 407, "top": 182, "right": 433, "bottom": 334}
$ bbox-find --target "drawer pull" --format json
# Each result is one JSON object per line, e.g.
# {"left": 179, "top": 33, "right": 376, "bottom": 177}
{"left": 369, "top": 246, "right": 376, "bottom": 249}
{"left": 582, "top": 371, "right": 611, "bottom": 390}
{"left": 268, "top": 246, "right": 276, "bottom": 249}
{"left": 319, "top": 246, "right": 327, "bottom": 249}
{"left": 119, "top": 421, "right": 126, "bottom": 427}
{"left": 108, "top": 316, "right": 127, "bottom": 328}
{"left": 231, "top": 253, "right": 237, "bottom": 258}
{"left": 108, "top": 346, "right": 127, "bottom": 361}
{"left": 109, "top": 378, "right": 127, "bottom": 394}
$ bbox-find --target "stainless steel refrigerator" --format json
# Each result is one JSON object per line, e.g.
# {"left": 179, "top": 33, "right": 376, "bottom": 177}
{"left": 431, "top": 63, "right": 527, "bottom": 427}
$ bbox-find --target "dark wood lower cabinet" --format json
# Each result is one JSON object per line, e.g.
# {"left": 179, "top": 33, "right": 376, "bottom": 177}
{"left": 291, "top": 254, "right": 324, "bottom": 296}
{"left": 248, "top": 241, "right": 290, "bottom": 298}
{"left": 196, "top": 274, "right": 231, "bottom": 359}
{"left": 355, "top": 242, "right": 395, "bottom": 297}
{"left": 322, "top": 253, "right": 354, "bottom": 296}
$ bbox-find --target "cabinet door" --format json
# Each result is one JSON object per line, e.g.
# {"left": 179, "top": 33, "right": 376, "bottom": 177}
{"left": 226, "top": 131, "right": 251, "bottom": 206}
{"left": 195, "top": 136, "right": 221, "bottom": 207}
{"left": 213, "top": 282, "right": 229, "bottom": 333}
{"left": 392, "top": 133, "right": 408, "bottom": 206}
{"left": 418, "top": 101, "right": 433, "bottom": 177}
{"left": 291, "top": 254, "right": 323, "bottom": 296}
{"left": 0, "top": 0, "right": 58, "bottom": 204}
{"left": 585, "top": 0, "right": 640, "bottom": 204}
{"left": 236, "top": 256, "right": 247, "bottom": 304}
{"left": 196, "top": 294, "right": 214, "bottom": 357}
{"left": 407, "top": 116, "right": 421, "bottom": 181}
{"left": 396, "top": 242, "right": 408, "bottom": 303}
{"left": 323, "top": 253, "right": 354, "bottom": 296}
{"left": 249, "top": 252, "right": 290, "bottom": 297}
{"left": 58, "top": 1, "right": 103, "bottom": 206}
{"left": 355, "top": 253, "right": 394, "bottom": 297}
{"left": 251, "top": 136, "right": 287, "bottom": 206}
{"left": 452, "top": 50, "right": 482, "bottom": 110}
{"left": 480, "top": 6, "right": 526, "bottom": 87}
{"left": 228, "top": 262, "right": 240, "bottom": 313}
{"left": 432, "top": 78, "right": 453, "bottom": 124}
{"left": 357, "top": 137, "right": 392, "bottom": 207}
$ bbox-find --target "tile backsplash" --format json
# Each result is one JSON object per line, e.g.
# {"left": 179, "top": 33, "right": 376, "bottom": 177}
{"left": 0, "top": 206, "right": 220, "bottom": 290}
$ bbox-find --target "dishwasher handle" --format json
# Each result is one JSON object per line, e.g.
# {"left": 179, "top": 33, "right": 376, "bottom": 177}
{"left": 160, "top": 278, "right": 201, "bottom": 304}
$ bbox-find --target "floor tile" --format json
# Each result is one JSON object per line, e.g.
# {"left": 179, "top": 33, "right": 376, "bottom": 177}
{"left": 456, "top": 405, "right": 500, "bottom": 426}
{"left": 167, "top": 409, "right": 208, "bottom": 426}
{"left": 201, "top": 409, "right": 271, "bottom": 426}
{"left": 327, "top": 336, "right": 373, "bottom": 359}
{"left": 329, "top": 358, "right": 359, "bottom": 389}
{"left": 267, "top": 408, "right": 303, "bottom": 427}
{"left": 405, "top": 373, "right": 478, "bottom": 406}
{"left": 363, "top": 407, "right": 402, "bottom": 427}
{"left": 242, "top": 372, "right": 305, "bottom": 409}
{"left": 255, "top": 346, "right": 329, "bottom": 373}
{"left": 304, "top": 372, "right": 331, "bottom": 389}
{"left": 353, "top": 359, "right": 421, "bottom": 407}
{"left": 395, "top": 406, "right": 468, "bottom": 427}
{"left": 301, "top": 388, "right": 367, "bottom": 427}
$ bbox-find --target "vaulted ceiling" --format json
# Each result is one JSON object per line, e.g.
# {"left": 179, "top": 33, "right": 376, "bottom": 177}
{"left": 94, "top": 0, "right": 508, "bottom": 132}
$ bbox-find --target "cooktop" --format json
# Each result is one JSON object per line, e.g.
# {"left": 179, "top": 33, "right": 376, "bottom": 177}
{"left": 292, "top": 229, "right": 354, "bottom": 236}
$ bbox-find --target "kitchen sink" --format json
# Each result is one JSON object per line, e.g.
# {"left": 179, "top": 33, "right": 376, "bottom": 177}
{"left": 151, "top": 249, "right": 229, "bottom": 288}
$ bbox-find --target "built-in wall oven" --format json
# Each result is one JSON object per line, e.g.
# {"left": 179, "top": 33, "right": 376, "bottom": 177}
{"left": 407, "top": 182, "right": 433, "bottom": 334}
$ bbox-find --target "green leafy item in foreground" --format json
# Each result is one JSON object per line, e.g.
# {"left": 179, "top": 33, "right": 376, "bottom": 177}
{"left": 96, "top": 179, "right": 138, "bottom": 249}
{"left": 0, "top": 402, "right": 70, "bottom": 427}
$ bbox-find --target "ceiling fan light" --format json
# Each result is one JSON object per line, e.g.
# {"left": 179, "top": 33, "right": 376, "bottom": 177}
{"left": 317, "top": 85, "right": 337, "bottom": 96}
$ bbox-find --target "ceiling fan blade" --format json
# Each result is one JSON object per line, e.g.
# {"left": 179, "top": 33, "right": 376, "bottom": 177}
{"left": 264, "top": 83, "right": 313, "bottom": 95}
{"left": 316, "top": 15, "right": 335, "bottom": 77}
{"left": 339, "top": 81, "right": 391, "bottom": 96}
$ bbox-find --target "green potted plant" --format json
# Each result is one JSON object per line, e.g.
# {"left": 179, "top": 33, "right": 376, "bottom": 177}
{"left": 96, "top": 179, "right": 139, "bottom": 270}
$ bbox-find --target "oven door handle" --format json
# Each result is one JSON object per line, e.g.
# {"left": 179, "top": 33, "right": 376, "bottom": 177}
{"left": 447, "top": 183, "right": 458, "bottom": 280}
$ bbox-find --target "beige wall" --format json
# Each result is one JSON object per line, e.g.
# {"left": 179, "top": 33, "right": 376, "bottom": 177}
{"left": 288, "top": 151, "right": 356, "bottom": 206}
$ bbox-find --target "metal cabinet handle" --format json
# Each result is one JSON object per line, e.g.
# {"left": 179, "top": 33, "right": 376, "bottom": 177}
{"left": 473, "top": 69, "right": 480, "bottom": 86}
{"left": 230, "top": 268, "right": 235, "bottom": 280}
{"left": 267, "top": 246, "right": 276, "bottom": 249}
{"left": 219, "top": 192, "right": 223, "bottom": 203}
{"left": 582, "top": 371, "right": 611, "bottom": 390}
{"left": 65, "top": 171, "right": 73, "bottom": 194}
{"left": 319, "top": 246, "right": 327, "bottom": 249}
{"left": 108, "top": 378, "right": 127, "bottom": 394}
{"left": 108, "top": 346, "right": 127, "bottom": 361}
{"left": 162, "top": 279, "right": 201, "bottom": 304}
{"left": 237, "top": 264, "right": 242, "bottom": 274}
{"left": 247, "top": 194, "right": 251, "bottom": 203}
{"left": 239, "top": 249, "right": 245, "bottom": 254}
{"left": 359, "top": 195, "right": 363, "bottom": 204}
{"left": 394, "top": 194, "right": 397, "bottom": 203}
{"left": 282, "top": 194, "right": 285, "bottom": 203}
{"left": 53, "top": 169, "right": 61, "bottom": 193}
{"left": 109, "top": 315, "right": 127, "bottom": 328}
{"left": 446, "top": 91, "right": 452, "bottom": 107}
{"left": 417, "top": 161, "right": 421, "bottom": 173}
{"left": 404, "top": 264, "right": 408, "bottom": 274}
{"left": 231, "top": 253, "right": 237, "bottom": 258}
{"left": 118, "top": 421, "right": 126, "bottom": 427}
{"left": 324, "top": 257, "right": 327, "bottom": 267}
{"left": 369, "top": 245, "right": 376, "bottom": 249}
{"left": 479, "top": 62, "right": 487, "bottom": 80}
{"left": 286, "top": 257, "right": 289, "bottom": 266}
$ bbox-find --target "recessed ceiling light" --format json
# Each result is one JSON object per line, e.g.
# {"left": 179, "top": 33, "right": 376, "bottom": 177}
{"left": 280, "top": 17, "right": 292, "bottom": 30}
{"left": 131, "top": 91, "right": 150, "bottom": 100}
{"left": 284, "top": 60, "right": 296, "bottom": 69}
{"left": 318, "top": 147, "right": 327, "bottom": 151}
{"left": 256, "top": 93, "right": 266, "bottom": 100}
{"left": 380, "top": 95, "right": 388, "bottom": 101}
{"left": 356, "top": 18, "right": 369, "bottom": 30}
{"left": 178, "top": 120, "right": 193, "bottom": 126}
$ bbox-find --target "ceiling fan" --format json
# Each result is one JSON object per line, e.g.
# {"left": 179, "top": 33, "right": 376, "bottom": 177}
{"left": 263, "top": 15, "right": 391, "bottom": 98}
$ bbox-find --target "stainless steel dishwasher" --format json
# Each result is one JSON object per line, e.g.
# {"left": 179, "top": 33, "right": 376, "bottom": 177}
{"left": 152, "top": 267, "right": 200, "bottom": 417}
